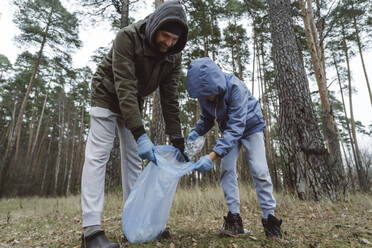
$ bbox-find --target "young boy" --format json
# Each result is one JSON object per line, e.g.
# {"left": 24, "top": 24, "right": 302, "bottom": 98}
{"left": 186, "top": 57, "right": 282, "bottom": 239}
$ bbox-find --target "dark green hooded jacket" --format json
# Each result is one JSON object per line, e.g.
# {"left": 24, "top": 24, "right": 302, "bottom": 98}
{"left": 91, "top": 0, "right": 188, "bottom": 139}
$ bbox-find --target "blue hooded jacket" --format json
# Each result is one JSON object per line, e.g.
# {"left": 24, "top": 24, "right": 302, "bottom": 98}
{"left": 186, "top": 57, "right": 266, "bottom": 157}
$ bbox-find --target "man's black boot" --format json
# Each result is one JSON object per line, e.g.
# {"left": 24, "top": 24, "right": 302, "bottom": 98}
{"left": 158, "top": 228, "right": 171, "bottom": 239}
{"left": 262, "top": 214, "right": 282, "bottom": 239}
{"left": 220, "top": 211, "right": 244, "bottom": 237}
{"left": 81, "top": 230, "right": 120, "bottom": 248}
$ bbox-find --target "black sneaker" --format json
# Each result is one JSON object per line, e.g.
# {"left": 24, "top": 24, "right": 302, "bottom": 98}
{"left": 262, "top": 214, "right": 282, "bottom": 239}
{"left": 81, "top": 230, "right": 120, "bottom": 248}
{"left": 220, "top": 211, "right": 244, "bottom": 237}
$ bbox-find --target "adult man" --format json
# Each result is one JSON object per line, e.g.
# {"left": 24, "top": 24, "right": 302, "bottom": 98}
{"left": 187, "top": 57, "right": 282, "bottom": 239}
{"left": 81, "top": 1, "right": 188, "bottom": 247}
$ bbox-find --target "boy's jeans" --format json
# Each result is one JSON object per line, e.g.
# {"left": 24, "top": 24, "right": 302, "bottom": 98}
{"left": 220, "top": 131, "right": 276, "bottom": 218}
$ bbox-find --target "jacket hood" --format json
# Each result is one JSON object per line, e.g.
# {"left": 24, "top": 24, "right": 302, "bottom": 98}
{"left": 145, "top": 0, "right": 188, "bottom": 55}
{"left": 186, "top": 57, "right": 227, "bottom": 98}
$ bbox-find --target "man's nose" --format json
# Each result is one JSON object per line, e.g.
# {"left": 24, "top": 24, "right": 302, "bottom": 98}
{"left": 165, "top": 39, "right": 172, "bottom": 47}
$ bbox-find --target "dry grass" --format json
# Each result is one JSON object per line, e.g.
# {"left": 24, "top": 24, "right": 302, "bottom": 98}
{"left": 1, "top": 185, "right": 372, "bottom": 247}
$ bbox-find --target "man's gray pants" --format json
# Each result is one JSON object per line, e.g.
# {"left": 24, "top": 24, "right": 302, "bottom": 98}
{"left": 81, "top": 107, "right": 142, "bottom": 227}
{"left": 220, "top": 131, "right": 276, "bottom": 218}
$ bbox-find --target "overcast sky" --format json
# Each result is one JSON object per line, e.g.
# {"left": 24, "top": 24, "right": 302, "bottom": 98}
{"left": 0, "top": 0, "right": 371, "bottom": 149}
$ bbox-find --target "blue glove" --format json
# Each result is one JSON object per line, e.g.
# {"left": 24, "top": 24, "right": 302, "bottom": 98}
{"left": 195, "top": 155, "right": 213, "bottom": 172}
{"left": 136, "top": 134, "right": 156, "bottom": 163}
{"left": 186, "top": 130, "right": 199, "bottom": 144}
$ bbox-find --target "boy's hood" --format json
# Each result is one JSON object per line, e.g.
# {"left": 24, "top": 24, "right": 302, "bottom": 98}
{"left": 186, "top": 57, "right": 226, "bottom": 98}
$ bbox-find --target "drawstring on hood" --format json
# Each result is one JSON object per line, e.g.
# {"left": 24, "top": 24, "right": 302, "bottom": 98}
{"left": 145, "top": 0, "right": 188, "bottom": 55}
{"left": 186, "top": 57, "right": 227, "bottom": 98}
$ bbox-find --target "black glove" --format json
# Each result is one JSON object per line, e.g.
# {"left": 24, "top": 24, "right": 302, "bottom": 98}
{"left": 170, "top": 136, "right": 189, "bottom": 162}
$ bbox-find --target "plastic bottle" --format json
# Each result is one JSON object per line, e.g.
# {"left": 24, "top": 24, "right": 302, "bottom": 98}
{"left": 184, "top": 136, "right": 206, "bottom": 161}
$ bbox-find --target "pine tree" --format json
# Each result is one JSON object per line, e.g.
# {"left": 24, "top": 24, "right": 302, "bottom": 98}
{"left": 298, "top": 0, "right": 344, "bottom": 179}
{"left": 267, "top": 0, "right": 344, "bottom": 200}
{"left": 0, "top": 0, "right": 81, "bottom": 197}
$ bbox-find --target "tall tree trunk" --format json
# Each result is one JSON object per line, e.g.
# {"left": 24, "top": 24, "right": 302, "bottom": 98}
{"left": 30, "top": 91, "right": 48, "bottom": 162}
{"left": 54, "top": 94, "right": 64, "bottom": 195}
{"left": 341, "top": 22, "right": 367, "bottom": 192}
{"left": 0, "top": 8, "right": 54, "bottom": 197}
{"left": 340, "top": 140, "right": 355, "bottom": 191}
{"left": 251, "top": 27, "right": 256, "bottom": 95}
{"left": 25, "top": 101, "right": 36, "bottom": 159}
{"left": 40, "top": 137, "right": 52, "bottom": 195}
{"left": 66, "top": 119, "right": 77, "bottom": 195}
{"left": 332, "top": 53, "right": 358, "bottom": 172}
{"left": 4, "top": 100, "right": 18, "bottom": 160}
{"left": 299, "top": 0, "right": 344, "bottom": 178}
{"left": 259, "top": 38, "right": 280, "bottom": 192}
{"left": 231, "top": 46, "right": 236, "bottom": 75}
{"left": 267, "top": 0, "right": 343, "bottom": 200}
{"left": 211, "top": 13, "right": 216, "bottom": 61}
{"left": 351, "top": 2, "right": 372, "bottom": 107}
{"left": 150, "top": 0, "right": 166, "bottom": 145}
{"left": 150, "top": 90, "right": 166, "bottom": 145}
{"left": 120, "top": 0, "right": 129, "bottom": 28}
{"left": 236, "top": 39, "right": 243, "bottom": 80}
{"left": 28, "top": 118, "right": 50, "bottom": 195}
{"left": 256, "top": 44, "right": 262, "bottom": 101}
{"left": 62, "top": 108, "right": 72, "bottom": 194}
{"left": 74, "top": 104, "right": 86, "bottom": 193}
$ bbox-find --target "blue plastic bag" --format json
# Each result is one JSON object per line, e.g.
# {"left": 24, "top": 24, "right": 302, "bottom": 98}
{"left": 122, "top": 145, "right": 195, "bottom": 243}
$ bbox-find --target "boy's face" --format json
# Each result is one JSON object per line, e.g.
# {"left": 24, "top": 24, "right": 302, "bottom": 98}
{"left": 204, "top": 95, "right": 216, "bottom": 102}
{"left": 155, "top": 30, "right": 179, "bottom": 53}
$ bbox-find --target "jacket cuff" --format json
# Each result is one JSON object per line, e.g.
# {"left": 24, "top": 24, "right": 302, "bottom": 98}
{"left": 212, "top": 147, "right": 224, "bottom": 158}
{"left": 130, "top": 125, "right": 146, "bottom": 141}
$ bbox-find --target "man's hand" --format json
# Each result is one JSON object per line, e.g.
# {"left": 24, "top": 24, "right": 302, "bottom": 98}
{"left": 136, "top": 134, "right": 156, "bottom": 163}
{"left": 171, "top": 136, "right": 189, "bottom": 162}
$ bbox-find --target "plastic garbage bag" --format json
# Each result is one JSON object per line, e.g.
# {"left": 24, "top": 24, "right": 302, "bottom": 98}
{"left": 122, "top": 145, "right": 196, "bottom": 243}
{"left": 184, "top": 135, "right": 206, "bottom": 160}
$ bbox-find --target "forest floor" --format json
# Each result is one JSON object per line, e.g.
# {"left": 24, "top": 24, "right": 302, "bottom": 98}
{"left": 1, "top": 185, "right": 372, "bottom": 248}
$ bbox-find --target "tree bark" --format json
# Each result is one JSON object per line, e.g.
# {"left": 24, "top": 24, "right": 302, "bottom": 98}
{"left": 30, "top": 91, "right": 48, "bottom": 162}
{"left": 54, "top": 94, "right": 64, "bottom": 195}
{"left": 236, "top": 39, "right": 243, "bottom": 80}
{"left": 150, "top": 90, "right": 166, "bottom": 145}
{"left": 25, "top": 101, "right": 36, "bottom": 159}
{"left": 299, "top": 0, "right": 344, "bottom": 179}
{"left": 267, "top": 0, "right": 343, "bottom": 200}
{"left": 40, "top": 137, "right": 52, "bottom": 195}
{"left": 150, "top": 0, "right": 166, "bottom": 145}
{"left": 66, "top": 118, "right": 77, "bottom": 195}
{"left": 251, "top": 27, "right": 256, "bottom": 95}
{"left": 4, "top": 101, "right": 18, "bottom": 161}
{"left": 120, "top": 0, "right": 129, "bottom": 28}
{"left": 340, "top": 140, "right": 355, "bottom": 191}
